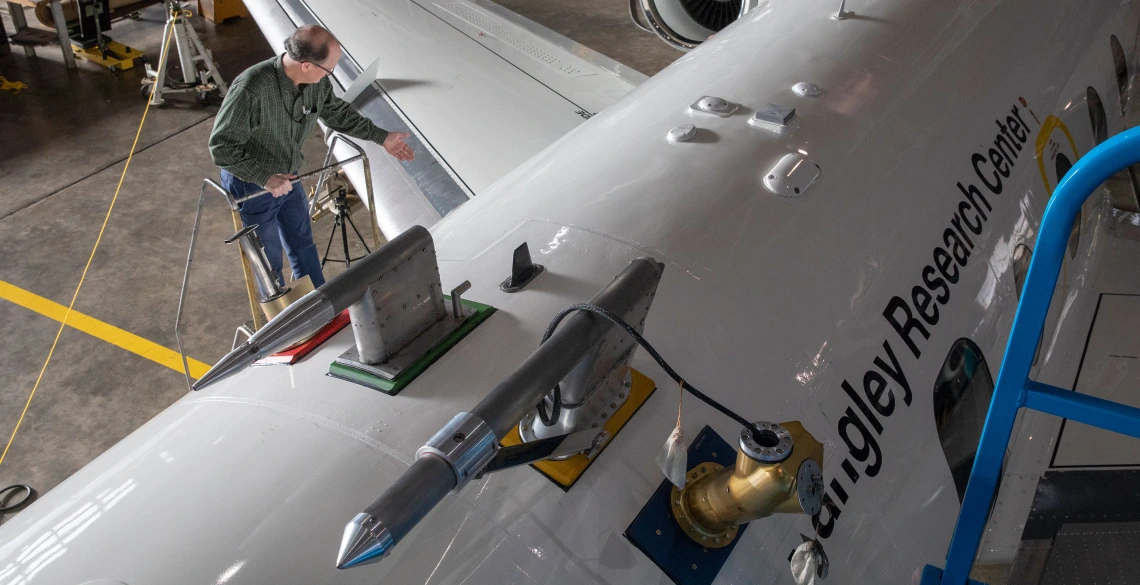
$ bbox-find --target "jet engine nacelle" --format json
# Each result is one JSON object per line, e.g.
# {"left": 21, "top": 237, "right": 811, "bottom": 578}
{"left": 631, "top": 0, "right": 755, "bottom": 51}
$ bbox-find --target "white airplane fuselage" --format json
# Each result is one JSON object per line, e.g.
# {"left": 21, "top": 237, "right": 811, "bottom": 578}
{"left": 1, "top": 0, "right": 1136, "bottom": 583}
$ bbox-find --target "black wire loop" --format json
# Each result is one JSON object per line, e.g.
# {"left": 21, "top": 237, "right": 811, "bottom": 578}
{"left": 536, "top": 384, "right": 562, "bottom": 426}
{"left": 536, "top": 303, "right": 762, "bottom": 440}
{"left": 0, "top": 484, "right": 33, "bottom": 514}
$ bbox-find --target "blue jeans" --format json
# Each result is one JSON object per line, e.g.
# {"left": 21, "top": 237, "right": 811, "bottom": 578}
{"left": 220, "top": 169, "right": 326, "bottom": 294}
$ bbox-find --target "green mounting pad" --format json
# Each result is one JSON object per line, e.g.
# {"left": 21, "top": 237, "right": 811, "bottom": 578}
{"left": 328, "top": 297, "right": 495, "bottom": 395}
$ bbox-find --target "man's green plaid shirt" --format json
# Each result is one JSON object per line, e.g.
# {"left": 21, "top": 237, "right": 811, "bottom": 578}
{"left": 209, "top": 54, "right": 389, "bottom": 187}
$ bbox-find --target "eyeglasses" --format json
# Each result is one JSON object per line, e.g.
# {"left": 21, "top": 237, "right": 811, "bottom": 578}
{"left": 306, "top": 61, "right": 335, "bottom": 76}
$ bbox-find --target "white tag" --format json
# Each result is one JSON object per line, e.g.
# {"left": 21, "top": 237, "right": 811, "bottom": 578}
{"left": 656, "top": 426, "right": 687, "bottom": 488}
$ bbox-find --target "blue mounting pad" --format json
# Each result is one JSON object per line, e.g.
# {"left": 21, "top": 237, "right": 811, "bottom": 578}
{"left": 625, "top": 426, "right": 745, "bottom": 585}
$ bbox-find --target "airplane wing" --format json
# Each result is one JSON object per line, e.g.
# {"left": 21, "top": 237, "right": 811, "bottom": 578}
{"left": 246, "top": 0, "right": 648, "bottom": 236}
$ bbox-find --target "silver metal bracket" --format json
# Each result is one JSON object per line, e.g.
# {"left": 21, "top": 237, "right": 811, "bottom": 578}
{"left": 451, "top": 281, "right": 471, "bottom": 318}
{"left": 481, "top": 428, "right": 603, "bottom": 474}
{"left": 796, "top": 459, "right": 824, "bottom": 516}
{"left": 519, "top": 255, "right": 660, "bottom": 445}
{"left": 417, "top": 413, "right": 498, "bottom": 489}
{"left": 521, "top": 370, "right": 634, "bottom": 450}
{"left": 335, "top": 238, "right": 462, "bottom": 376}
{"left": 225, "top": 224, "right": 284, "bottom": 302}
{"left": 585, "top": 429, "right": 611, "bottom": 460}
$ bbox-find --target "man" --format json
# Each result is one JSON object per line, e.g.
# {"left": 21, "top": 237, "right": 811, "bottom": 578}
{"left": 209, "top": 25, "right": 414, "bottom": 291}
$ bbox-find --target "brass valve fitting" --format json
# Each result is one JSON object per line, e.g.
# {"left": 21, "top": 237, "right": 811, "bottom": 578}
{"left": 670, "top": 420, "right": 824, "bottom": 548}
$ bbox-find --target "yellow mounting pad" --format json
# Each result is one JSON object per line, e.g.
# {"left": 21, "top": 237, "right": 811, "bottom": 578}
{"left": 500, "top": 368, "right": 657, "bottom": 489}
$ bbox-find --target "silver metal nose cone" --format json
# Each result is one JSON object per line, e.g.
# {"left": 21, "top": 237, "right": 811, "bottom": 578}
{"left": 336, "top": 513, "right": 394, "bottom": 569}
{"left": 193, "top": 290, "right": 336, "bottom": 390}
{"left": 191, "top": 343, "right": 261, "bottom": 390}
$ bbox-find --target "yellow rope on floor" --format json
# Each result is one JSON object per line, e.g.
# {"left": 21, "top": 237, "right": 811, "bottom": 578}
{"left": 0, "top": 15, "right": 181, "bottom": 468}
{"left": 0, "top": 76, "right": 28, "bottom": 95}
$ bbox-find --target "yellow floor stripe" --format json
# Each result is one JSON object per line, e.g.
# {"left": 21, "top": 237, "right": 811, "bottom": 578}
{"left": 0, "top": 280, "right": 210, "bottom": 379}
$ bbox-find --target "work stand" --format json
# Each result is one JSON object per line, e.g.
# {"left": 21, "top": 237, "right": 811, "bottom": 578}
{"left": 175, "top": 134, "right": 378, "bottom": 390}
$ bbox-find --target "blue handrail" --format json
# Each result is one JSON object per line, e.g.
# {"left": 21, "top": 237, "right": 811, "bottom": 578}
{"left": 926, "top": 126, "right": 1140, "bottom": 585}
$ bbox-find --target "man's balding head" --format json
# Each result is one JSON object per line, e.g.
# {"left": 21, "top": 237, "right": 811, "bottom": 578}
{"left": 284, "top": 25, "right": 338, "bottom": 65}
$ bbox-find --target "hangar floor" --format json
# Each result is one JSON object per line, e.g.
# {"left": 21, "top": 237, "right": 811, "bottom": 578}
{"left": 0, "top": 1, "right": 679, "bottom": 499}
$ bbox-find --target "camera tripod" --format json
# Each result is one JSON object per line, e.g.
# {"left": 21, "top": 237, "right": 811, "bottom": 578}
{"left": 321, "top": 187, "right": 371, "bottom": 268}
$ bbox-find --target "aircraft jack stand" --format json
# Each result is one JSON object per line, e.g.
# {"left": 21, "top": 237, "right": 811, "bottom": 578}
{"left": 141, "top": 1, "right": 228, "bottom": 105}
{"left": 73, "top": 39, "right": 145, "bottom": 72}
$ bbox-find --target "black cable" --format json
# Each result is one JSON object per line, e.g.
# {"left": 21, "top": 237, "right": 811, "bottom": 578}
{"left": 0, "top": 484, "right": 33, "bottom": 522}
{"left": 539, "top": 303, "right": 763, "bottom": 440}
{"left": 536, "top": 384, "right": 562, "bottom": 426}
{"left": 164, "top": 64, "right": 198, "bottom": 90}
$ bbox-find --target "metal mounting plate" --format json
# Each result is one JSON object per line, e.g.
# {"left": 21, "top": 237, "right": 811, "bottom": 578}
{"left": 329, "top": 297, "right": 496, "bottom": 395}
{"left": 521, "top": 369, "right": 633, "bottom": 445}
{"left": 338, "top": 303, "right": 475, "bottom": 380}
{"left": 499, "top": 368, "right": 657, "bottom": 489}
{"left": 625, "top": 426, "right": 746, "bottom": 585}
{"left": 524, "top": 268, "right": 659, "bottom": 441}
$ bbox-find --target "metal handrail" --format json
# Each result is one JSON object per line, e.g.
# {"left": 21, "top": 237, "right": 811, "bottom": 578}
{"left": 174, "top": 148, "right": 375, "bottom": 391}
{"left": 928, "top": 126, "right": 1140, "bottom": 585}
{"left": 174, "top": 179, "right": 229, "bottom": 392}
{"left": 230, "top": 155, "right": 366, "bottom": 205}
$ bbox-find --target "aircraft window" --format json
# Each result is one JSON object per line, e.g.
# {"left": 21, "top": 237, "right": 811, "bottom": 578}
{"left": 1087, "top": 87, "right": 1108, "bottom": 144}
{"left": 1054, "top": 153, "right": 1082, "bottom": 259}
{"left": 932, "top": 338, "right": 994, "bottom": 502}
{"left": 1011, "top": 244, "right": 1046, "bottom": 365}
{"left": 1012, "top": 244, "right": 1031, "bottom": 298}
{"left": 1093, "top": 78, "right": 1140, "bottom": 212}
{"left": 1111, "top": 35, "right": 1129, "bottom": 114}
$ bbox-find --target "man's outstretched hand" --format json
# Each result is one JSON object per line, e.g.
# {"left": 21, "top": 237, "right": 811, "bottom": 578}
{"left": 383, "top": 132, "right": 415, "bottom": 162}
{"left": 265, "top": 173, "right": 298, "bottom": 197}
